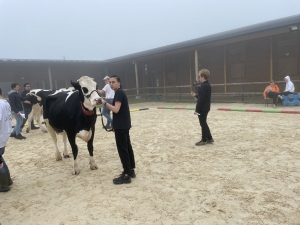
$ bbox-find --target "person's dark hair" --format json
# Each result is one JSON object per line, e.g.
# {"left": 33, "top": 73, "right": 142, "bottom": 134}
{"left": 0, "top": 87, "right": 2, "bottom": 96}
{"left": 11, "top": 83, "right": 18, "bottom": 89}
{"left": 24, "top": 83, "right": 30, "bottom": 87}
{"left": 110, "top": 75, "right": 122, "bottom": 89}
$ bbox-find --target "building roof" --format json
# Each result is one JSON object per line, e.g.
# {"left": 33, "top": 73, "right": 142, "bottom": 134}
{"left": 103, "top": 14, "right": 300, "bottom": 63}
{"left": 0, "top": 58, "right": 103, "bottom": 65}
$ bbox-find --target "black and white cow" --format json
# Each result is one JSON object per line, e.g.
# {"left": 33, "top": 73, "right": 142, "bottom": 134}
{"left": 26, "top": 87, "right": 75, "bottom": 133}
{"left": 43, "top": 76, "right": 101, "bottom": 175}
{"left": 26, "top": 89, "right": 58, "bottom": 133}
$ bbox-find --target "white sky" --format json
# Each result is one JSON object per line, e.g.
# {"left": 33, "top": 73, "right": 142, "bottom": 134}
{"left": 0, "top": 0, "right": 300, "bottom": 61}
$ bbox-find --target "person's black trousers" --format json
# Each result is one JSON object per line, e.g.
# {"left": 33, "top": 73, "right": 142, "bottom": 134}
{"left": 198, "top": 111, "right": 212, "bottom": 142}
{"left": 21, "top": 108, "right": 35, "bottom": 129}
{"left": 114, "top": 129, "right": 135, "bottom": 175}
{"left": 267, "top": 92, "right": 279, "bottom": 104}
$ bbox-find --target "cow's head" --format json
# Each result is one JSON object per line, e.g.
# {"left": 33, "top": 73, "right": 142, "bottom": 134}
{"left": 71, "top": 76, "right": 100, "bottom": 110}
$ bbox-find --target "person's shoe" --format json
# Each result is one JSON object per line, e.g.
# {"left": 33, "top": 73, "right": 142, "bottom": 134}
{"left": 278, "top": 95, "right": 283, "bottom": 100}
{"left": 113, "top": 173, "right": 131, "bottom": 185}
{"left": 207, "top": 138, "right": 214, "bottom": 144}
{"left": 10, "top": 132, "right": 16, "bottom": 137}
{"left": 15, "top": 134, "right": 26, "bottom": 140}
{"left": 129, "top": 170, "right": 136, "bottom": 178}
{"left": 0, "top": 173, "right": 11, "bottom": 192}
{"left": 105, "top": 124, "right": 112, "bottom": 129}
{"left": 195, "top": 140, "right": 207, "bottom": 146}
{"left": 272, "top": 104, "right": 276, "bottom": 109}
{"left": 31, "top": 126, "right": 40, "bottom": 130}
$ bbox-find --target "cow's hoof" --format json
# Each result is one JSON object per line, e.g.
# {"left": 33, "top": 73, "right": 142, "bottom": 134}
{"left": 42, "top": 130, "right": 48, "bottom": 133}
{"left": 63, "top": 154, "right": 70, "bottom": 158}
{"left": 26, "top": 129, "right": 30, "bottom": 133}
{"left": 72, "top": 170, "right": 80, "bottom": 175}
{"left": 55, "top": 154, "right": 62, "bottom": 161}
{"left": 90, "top": 165, "right": 98, "bottom": 170}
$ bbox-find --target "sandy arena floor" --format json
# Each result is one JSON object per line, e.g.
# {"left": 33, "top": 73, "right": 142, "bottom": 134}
{"left": 1, "top": 102, "right": 300, "bottom": 224}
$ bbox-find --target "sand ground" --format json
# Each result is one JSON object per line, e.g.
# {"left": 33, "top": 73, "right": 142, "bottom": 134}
{"left": 1, "top": 102, "right": 300, "bottom": 225}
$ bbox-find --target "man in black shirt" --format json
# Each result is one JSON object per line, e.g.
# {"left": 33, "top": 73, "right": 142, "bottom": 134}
{"left": 102, "top": 75, "right": 136, "bottom": 185}
{"left": 20, "top": 83, "right": 39, "bottom": 130}
{"left": 191, "top": 69, "right": 214, "bottom": 146}
{"left": 8, "top": 83, "right": 27, "bottom": 139}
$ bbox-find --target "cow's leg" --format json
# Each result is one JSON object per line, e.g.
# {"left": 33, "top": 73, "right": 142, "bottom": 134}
{"left": 67, "top": 132, "right": 80, "bottom": 175}
{"left": 34, "top": 106, "right": 48, "bottom": 133}
{"left": 36, "top": 107, "right": 47, "bottom": 133}
{"left": 87, "top": 126, "right": 98, "bottom": 170}
{"left": 44, "top": 119, "right": 62, "bottom": 161}
{"left": 26, "top": 111, "right": 34, "bottom": 133}
{"left": 62, "top": 131, "right": 70, "bottom": 158}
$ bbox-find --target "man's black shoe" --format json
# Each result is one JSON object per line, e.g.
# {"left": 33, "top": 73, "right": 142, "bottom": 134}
{"left": 10, "top": 133, "right": 16, "bottom": 137}
{"left": 129, "top": 170, "right": 136, "bottom": 178}
{"left": 31, "top": 126, "right": 40, "bottom": 130}
{"left": 15, "top": 134, "right": 26, "bottom": 140}
{"left": 113, "top": 173, "right": 131, "bottom": 185}
{"left": 207, "top": 138, "right": 214, "bottom": 144}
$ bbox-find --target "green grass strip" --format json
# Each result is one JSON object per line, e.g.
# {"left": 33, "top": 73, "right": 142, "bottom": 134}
{"left": 230, "top": 108, "right": 246, "bottom": 112}
{"left": 262, "top": 109, "right": 281, "bottom": 113}
{"left": 185, "top": 108, "right": 195, "bottom": 110}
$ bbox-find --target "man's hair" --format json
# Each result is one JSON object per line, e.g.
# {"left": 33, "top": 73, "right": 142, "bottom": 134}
{"left": 199, "top": 69, "right": 210, "bottom": 80}
{"left": 24, "top": 83, "right": 30, "bottom": 87}
{"left": 0, "top": 87, "right": 2, "bottom": 96}
{"left": 11, "top": 83, "right": 18, "bottom": 89}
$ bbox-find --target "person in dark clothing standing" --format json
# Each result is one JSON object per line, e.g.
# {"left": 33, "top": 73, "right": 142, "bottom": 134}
{"left": 191, "top": 69, "right": 214, "bottom": 146}
{"left": 101, "top": 75, "right": 136, "bottom": 185}
{"left": 8, "top": 83, "right": 27, "bottom": 139}
{"left": 20, "top": 83, "right": 39, "bottom": 130}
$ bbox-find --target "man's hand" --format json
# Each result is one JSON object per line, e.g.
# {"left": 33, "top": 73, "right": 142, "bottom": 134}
{"left": 24, "top": 100, "right": 31, "bottom": 104}
{"left": 0, "top": 163, "right": 3, "bottom": 169}
{"left": 191, "top": 91, "right": 196, "bottom": 97}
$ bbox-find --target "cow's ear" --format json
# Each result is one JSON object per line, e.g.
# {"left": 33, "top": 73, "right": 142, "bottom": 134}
{"left": 70, "top": 80, "right": 80, "bottom": 90}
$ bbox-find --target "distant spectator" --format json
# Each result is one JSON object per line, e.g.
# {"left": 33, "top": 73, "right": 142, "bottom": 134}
{"left": 98, "top": 76, "right": 114, "bottom": 129}
{"left": 8, "top": 83, "right": 27, "bottom": 140}
{"left": 20, "top": 83, "right": 39, "bottom": 130}
{"left": 263, "top": 80, "right": 280, "bottom": 108}
{"left": 278, "top": 75, "right": 295, "bottom": 99}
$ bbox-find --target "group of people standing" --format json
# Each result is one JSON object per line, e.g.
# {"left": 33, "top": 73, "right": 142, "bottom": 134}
{"left": 8, "top": 83, "right": 39, "bottom": 140}
{"left": 0, "top": 75, "right": 136, "bottom": 192}
{"left": 3, "top": 70, "right": 293, "bottom": 189}
{"left": 263, "top": 75, "right": 295, "bottom": 108}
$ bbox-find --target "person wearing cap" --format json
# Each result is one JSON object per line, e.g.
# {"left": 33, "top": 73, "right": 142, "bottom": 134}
{"left": 98, "top": 76, "right": 114, "bottom": 129}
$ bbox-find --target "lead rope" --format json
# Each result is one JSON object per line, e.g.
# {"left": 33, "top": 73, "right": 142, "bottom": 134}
{"left": 99, "top": 107, "right": 113, "bottom": 132}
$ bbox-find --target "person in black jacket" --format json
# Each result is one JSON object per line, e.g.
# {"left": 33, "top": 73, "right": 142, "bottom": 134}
{"left": 101, "top": 75, "right": 136, "bottom": 185}
{"left": 8, "top": 83, "right": 28, "bottom": 140}
{"left": 20, "top": 83, "right": 39, "bottom": 130}
{"left": 191, "top": 69, "right": 214, "bottom": 146}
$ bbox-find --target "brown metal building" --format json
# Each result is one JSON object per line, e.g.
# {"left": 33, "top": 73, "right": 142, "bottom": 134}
{"left": 1, "top": 14, "right": 300, "bottom": 101}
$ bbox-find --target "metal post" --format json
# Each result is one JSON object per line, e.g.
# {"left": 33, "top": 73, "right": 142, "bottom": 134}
{"left": 270, "top": 36, "right": 273, "bottom": 81}
{"left": 48, "top": 67, "right": 53, "bottom": 89}
{"left": 195, "top": 50, "right": 198, "bottom": 81}
{"left": 224, "top": 46, "right": 227, "bottom": 93}
{"left": 134, "top": 62, "right": 141, "bottom": 99}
